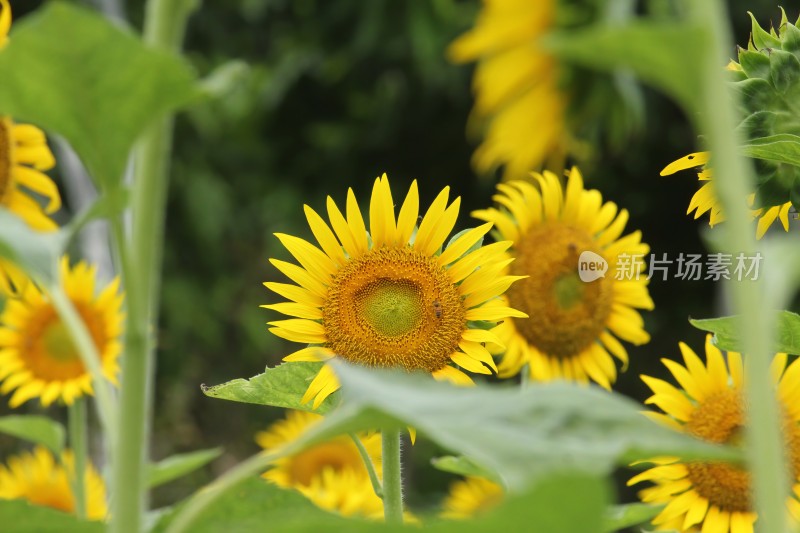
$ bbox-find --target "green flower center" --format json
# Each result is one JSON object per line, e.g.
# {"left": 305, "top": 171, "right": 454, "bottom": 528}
{"left": 42, "top": 321, "right": 80, "bottom": 363}
{"left": 357, "top": 279, "right": 424, "bottom": 337}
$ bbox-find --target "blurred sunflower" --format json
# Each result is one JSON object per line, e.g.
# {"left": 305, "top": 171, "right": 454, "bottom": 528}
{"left": 449, "top": 0, "right": 566, "bottom": 178}
{"left": 661, "top": 153, "right": 792, "bottom": 239}
{"left": 256, "top": 410, "right": 383, "bottom": 518}
{"left": 263, "top": 174, "right": 527, "bottom": 408}
{"left": 449, "top": 1, "right": 642, "bottom": 179}
{"left": 0, "top": 258, "right": 124, "bottom": 407}
{"left": 473, "top": 168, "right": 653, "bottom": 388}
{"left": 441, "top": 476, "right": 503, "bottom": 519}
{"left": 0, "top": 0, "right": 62, "bottom": 295}
{"left": 629, "top": 335, "right": 800, "bottom": 533}
{"left": 0, "top": 446, "right": 107, "bottom": 520}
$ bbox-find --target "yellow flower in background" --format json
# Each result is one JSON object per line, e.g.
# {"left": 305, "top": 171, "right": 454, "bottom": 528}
{"left": 0, "top": 446, "right": 107, "bottom": 520}
{"left": 449, "top": 0, "right": 567, "bottom": 179}
{"left": 629, "top": 335, "right": 800, "bottom": 533}
{"left": 0, "top": 258, "right": 124, "bottom": 407}
{"left": 256, "top": 410, "right": 383, "bottom": 519}
{"left": 264, "top": 174, "right": 527, "bottom": 408}
{"left": 473, "top": 168, "right": 653, "bottom": 389}
{"left": 661, "top": 152, "right": 792, "bottom": 239}
{"left": 441, "top": 476, "right": 503, "bottom": 519}
{"left": 0, "top": 0, "right": 62, "bottom": 296}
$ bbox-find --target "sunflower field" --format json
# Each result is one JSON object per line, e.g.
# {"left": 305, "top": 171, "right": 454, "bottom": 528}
{"left": 1, "top": 0, "right": 800, "bottom": 532}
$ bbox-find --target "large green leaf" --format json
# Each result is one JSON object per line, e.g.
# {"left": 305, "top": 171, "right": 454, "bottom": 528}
{"left": 430, "top": 455, "right": 499, "bottom": 482}
{"left": 0, "top": 415, "right": 65, "bottom": 455}
{"left": 544, "top": 22, "right": 707, "bottom": 117}
{"left": 157, "top": 473, "right": 608, "bottom": 533}
{"left": 741, "top": 134, "right": 800, "bottom": 167}
{"left": 0, "top": 209, "right": 65, "bottom": 286}
{"left": 602, "top": 503, "right": 662, "bottom": 532}
{"left": 201, "top": 362, "right": 339, "bottom": 414}
{"left": 148, "top": 448, "right": 223, "bottom": 489}
{"left": 0, "top": 2, "right": 197, "bottom": 190}
{"left": 690, "top": 311, "right": 800, "bottom": 354}
{"left": 0, "top": 500, "right": 102, "bottom": 533}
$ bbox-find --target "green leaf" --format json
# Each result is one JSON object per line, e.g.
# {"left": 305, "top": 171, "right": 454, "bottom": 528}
{"left": 431, "top": 455, "right": 500, "bottom": 482}
{"left": 602, "top": 503, "right": 662, "bottom": 532}
{"left": 769, "top": 49, "right": 800, "bottom": 93}
{"left": 148, "top": 448, "right": 223, "bottom": 489}
{"left": 738, "top": 49, "right": 771, "bottom": 80}
{"left": 731, "top": 78, "right": 782, "bottom": 115}
{"left": 741, "top": 134, "right": 800, "bottom": 167}
{"left": 0, "top": 415, "right": 65, "bottom": 455}
{"left": 690, "top": 311, "right": 800, "bottom": 354}
{"left": 0, "top": 2, "right": 198, "bottom": 190}
{"left": 277, "top": 363, "right": 738, "bottom": 491}
{"left": 544, "top": 22, "right": 707, "bottom": 116}
{"left": 0, "top": 499, "right": 102, "bottom": 532}
{"left": 781, "top": 23, "right": 800, "bottom": 59}
{"left": 0, "top": 209, "right": 65, "bottom": 286}
{"left": 156, "top": 472, "right": 608, "bottom": 533}
{"left": 749, "top": 12, "right": 782, "bottom": 50}
{"left": 202, "top": 362, "right": 339, "bottom": 414}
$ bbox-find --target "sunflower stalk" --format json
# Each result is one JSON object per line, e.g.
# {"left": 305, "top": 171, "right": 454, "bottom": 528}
{"left": 692, "top": 2, "right": 790, "bottom": 532}
{"left": 68, "top": 397, "right": 88, "bottom": 520}
{"left": 110, "top": 0, "right": 196, "bottom": 531}
{"left": 381, "top": 428, "right": 404, "bottom": 523}
{"left": 350, "top": 433, "right": 383, "bottom": 498}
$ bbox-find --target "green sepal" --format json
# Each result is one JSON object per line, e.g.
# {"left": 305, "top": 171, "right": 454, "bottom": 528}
{"left": 749, "top": 12, "right": 781, "bottom": 50}
{"left": 731, "top": 78, "right": 781, "bottom": 115}
{"left": 769, "top": 49, "right": 800, "bottom": 94}
{"left": 781, "top": 23, "right": 800, "bottom": 60}
{"left": 738, "top": 48, "right": 771, "bottom": 80}
{"left": 735, "top": 110, "right": 778, "bottom": 139}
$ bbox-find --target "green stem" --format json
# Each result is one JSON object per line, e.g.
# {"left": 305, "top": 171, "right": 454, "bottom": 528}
{"left": 381, "top": 429, "right": 403, "bottom": 524}
{"left": 110, "top": 1, "right": 196, "bottom": 532}
{"left": 68, "top": 398, "right": 88, "bottom": 520}
{"left": 349, "top": 433, "right": 383, "bottom": 499}
{"left": 49, "top": 287, "right": 116, "bottom": 437}
{"left": 693, "top": 2, "right": 788, "bottom": 531}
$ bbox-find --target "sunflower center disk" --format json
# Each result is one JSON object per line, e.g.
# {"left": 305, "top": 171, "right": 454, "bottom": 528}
{"left": 323, "top": 247, "right": 465, "bottom": 373}
{"left": 685, "top": 389, "right": 800, "bottom": 513}
{"left": 507, "top": 224, "right": 612, "bottom": 359}
{"left": 42, "top": 322, "right": 80, "bottom": 363}
{"left": 0, "top": 118, "right": 11, "bottom": 201}
{"left": 357, "top": 280, "right": 424, "bottom": 337}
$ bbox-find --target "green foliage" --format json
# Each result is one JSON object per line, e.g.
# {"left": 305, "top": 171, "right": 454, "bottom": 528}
{"left": 545, "top": 22, "right": 707, "bottom": 119}
{"left": 741, "top": 134, "right": 800, "bottom": 167}
{"left": 0, "top": 209, "right": 64, "bottom": 286}
{"left": 602, "top": 503, "right": 663, "bottom": 532}
{"left": 148, "top": 448, "right": 223, "bottom": 489}
{"left": 0, "top": 2, "right": 197, "bottom": 190}
{"left": 690, "top": 311, "right": 800, "bottom": 354}
{"left": 0, "top": 415, "right": 65, "bottom": 455}
{"left": 0, "top": 500, "right": 102, "bottom": 533}
{"left": 430, "top": 455, "right": 499, "bottom": 482}
{"left": 202, "top": 362, "right": 339, "bottom": 414}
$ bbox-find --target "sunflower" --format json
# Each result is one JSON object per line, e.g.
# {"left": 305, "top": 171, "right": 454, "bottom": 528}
{"left": 441, "top": 476, "right": 503, "bottom": 519}
{"left": 256, "top": 410, "right": 383, "bottom": 518}
{"left": 0, "top": 446, "right": 107, "bottom": 520}
{"left": 263, "top": 173, "right": 527, "bottom": 408}
{"left": 0, "top": 258, "right": 124, "bottom": 407}
{"left": 628, "top": 335, "right": 800, "bottom": 533}
{"left": 0, "top": 0, "right": 62, "bottom": 295}
{"left": 661, "top": 153, "right": 792, "bottom": 239}
{"left": 448, "top": 0, "right": 566, "bottom": 179}
{"left": 472, "top": 168, "right": 653, "bottom": 388}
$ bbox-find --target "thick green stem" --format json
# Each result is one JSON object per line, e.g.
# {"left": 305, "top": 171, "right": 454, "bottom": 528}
{"left": 68, "top": 398, "right": 88, "bottom": 520}
{"left": 693, "top": 2, "right": 789, "bottom": 531}
{"left": 49, "top": 287, "right": 116, "bottom": 436}
{"left": 110, "top": 1, "right": 196, "bottom": 532}
{"left": 381, "top": 429, "right": 403, "bottom": 524}
{"left": 350, "top": 433, "right": 383, "bottom": 499}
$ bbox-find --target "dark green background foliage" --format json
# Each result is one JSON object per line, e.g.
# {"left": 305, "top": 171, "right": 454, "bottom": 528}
{"left": 0, "top": 0, "right": 792, "bottom": 522}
